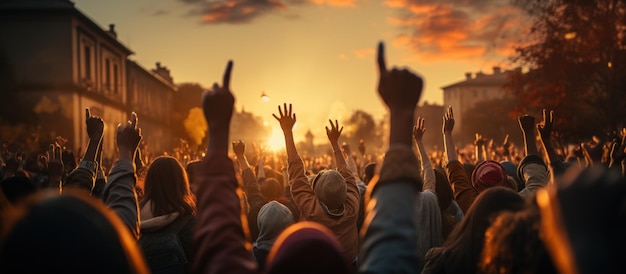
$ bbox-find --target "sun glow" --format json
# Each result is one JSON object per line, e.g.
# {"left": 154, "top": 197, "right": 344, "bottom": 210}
{"left": 267, "top": 126, "right": 285, "bottom": 152}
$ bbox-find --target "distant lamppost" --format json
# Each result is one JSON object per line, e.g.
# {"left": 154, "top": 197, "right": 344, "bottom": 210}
{"left": 261, "top": 92, "right": 270, "bottom": 102}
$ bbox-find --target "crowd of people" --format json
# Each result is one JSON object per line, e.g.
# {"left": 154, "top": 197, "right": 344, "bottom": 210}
{"left": 1, "top": 41, "right": 625, "bottom": 274}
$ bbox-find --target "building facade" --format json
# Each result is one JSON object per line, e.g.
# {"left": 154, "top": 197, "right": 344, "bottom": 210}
{"left": 442, "top": 67, "right": 519, "bottom": 144}
{"left": 0, "top": 0, "right": 176, "bottom": 157}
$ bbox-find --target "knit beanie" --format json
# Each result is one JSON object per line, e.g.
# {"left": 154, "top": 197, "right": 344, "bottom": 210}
{"left": 471, "top": 160, "right": 508, "bottom": 192}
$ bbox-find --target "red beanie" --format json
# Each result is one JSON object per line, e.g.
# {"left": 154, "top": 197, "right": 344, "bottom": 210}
{"left": 471, "top": 160, "right": 508, "bottom": 192}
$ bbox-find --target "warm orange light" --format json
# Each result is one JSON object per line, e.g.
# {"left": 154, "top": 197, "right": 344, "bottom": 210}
{"left": 267, "top": 127, "right": 285, "bottom": 151}
{"left": 564, "top": 32, "right": 576, "bottom": 40}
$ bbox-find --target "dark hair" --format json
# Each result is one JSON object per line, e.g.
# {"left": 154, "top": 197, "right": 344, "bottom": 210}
{"left": 480, "top": 202, "right": 556, "bottom": 274}
{"left": 139, "top": 156, "right": 196, "bottom": 217}
{"left": 436, "top": 187, "right": 525, "bottom": 273}
{"left": 363, "top": 163, "right": 376, "bottom": 185}
{"left": 262, "top": 178, "right": 285, "bottom": 201}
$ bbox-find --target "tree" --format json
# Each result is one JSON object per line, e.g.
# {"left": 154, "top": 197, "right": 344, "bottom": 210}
{"left": 462, "top": 98, "right": 523, "bottom": 147}
{"left": 172, "top": 83, "right": 205, "bottom": 147}
{"left": 509, "top": 0, "right": 626, "bottom": 142}
{"left": 342, "top": 110, "right": 383, "bottom": 151}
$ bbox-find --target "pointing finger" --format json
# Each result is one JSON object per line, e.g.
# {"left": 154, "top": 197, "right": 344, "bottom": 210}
{"left": 377, "top": 41, "right": 387, "bottom": 75}
{"left": 131, "top": 112, "right": 138, "bottom": 129}
{"left": 223, "top": 60, "right": 233, "bottom": 90}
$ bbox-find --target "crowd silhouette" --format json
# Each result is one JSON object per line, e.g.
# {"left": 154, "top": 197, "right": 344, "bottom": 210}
{"left": 1, "top": 42, "right": 625, "bottom": 274}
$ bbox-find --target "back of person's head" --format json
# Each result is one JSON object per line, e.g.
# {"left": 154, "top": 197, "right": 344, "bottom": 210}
{"left": 441, "top": 187, "right": 525, "bottom": 272}
{"left": 463, "top": 163, "right": 476, "bottom": 179}
{"left": 266, "top": 221, "right": 350, "bottom": 274}
{"left": 500, "top": 161, "right": 524, "bottom": 191}
{"left": 480, "top": 203, "right": 556, "bottom": 274}
{"left": 471, "top": 161, "right": 510, "bottom": 192}
{"left": 261, "top": 178, "right": 284, "bottom": 201}
{"left": 311, "top": 170, "right": 347, "bottom": 215}
{"left": 363, "top": 163, "right": 377, "bottom": 185}
{"left": 141, "top": 156, "right": 195, "bottom": 216}
{"left": 434, "top": 168, "right": 453, "bottom": 211}
{"left": 185, "top": 159, "right": 202, "bottom": 194}
{"left": 256, "top": 201, "right": 293, "bottom": 250}
{"left": 0, "top": 176, "right": 36, "bottom": 204}
{"left": 0, "top": 192, "right": 149, "bottom": 273}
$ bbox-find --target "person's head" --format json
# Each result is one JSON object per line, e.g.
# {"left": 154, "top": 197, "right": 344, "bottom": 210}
{"left": 311, "top": 169, "right": 347, "bottom": 215}
{"left": 434, "top": 168, "right": 453, "bottom": 211}
{"left": 480, "top": 204, "right": 556, "bottom": 274}
{"left": 441, "top": 187, "right": 525, "bottom": 271}
{"left": 141, "top": 156, "right": 195, "bottom": 216}
{"left": 0, "top": 176, "right": 37, "bottom": 204}
{"left": 363, "top": 163, "right": 377, "bottom": 185}
{"left": 0, "top": 192, "right": 149, "bottom": 273}
{"left": 256, "top": 201, "right": 294, "bottom": 251}
{"left": 463, "top": 163, "right": 476, "bottom": 179}
{"left": 500, "top": 161, "right": 524, "bottom": 191}
{"left": 266, "top": 221, "right": 350, "bottom": 274}
{"left": 261, "top": 178, "right": 285, "bottom": 201}
{"left": 472, "top": 161, "right": 510, "bottom": 192}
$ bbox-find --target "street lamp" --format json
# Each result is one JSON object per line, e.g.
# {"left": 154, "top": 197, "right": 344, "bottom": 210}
{"left": 261, "top": 92, "right": 270, "bottom": 102}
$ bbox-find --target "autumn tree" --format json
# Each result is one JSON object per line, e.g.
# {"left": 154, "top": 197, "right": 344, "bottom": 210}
{"left": 509, "top": 0, "right": 626, "bottom": 142}
{"left": 462, "top": 98, "right": 523, "bottom": 146}
{"left": 342, "top": 110, "right": 383, "bottom": 151}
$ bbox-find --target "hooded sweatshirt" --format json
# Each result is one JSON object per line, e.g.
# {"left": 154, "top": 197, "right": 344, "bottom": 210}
{"left": 253, "top": 201, "right": 293, "bottom": 270}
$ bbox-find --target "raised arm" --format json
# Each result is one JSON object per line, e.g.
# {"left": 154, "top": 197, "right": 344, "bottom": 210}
{"left": 326, "top": 119, "right": 348, "bottom": 169}
{"left": 102, "top": 112, "right": 142, "bottom": 238}
{"left": 414, "top": 117, "right": 435, "bottom": 192}
{"left": 518, "top": 114, "right": 539, "bottom": 156}
{"left": 360, "top": 41, "right": 423, "bottom": 273}
{"left": 442, "top": 106, "right": 478, "bottom": 213}
{"left": 443, "top": 106, "right": 457, "bottom": 163}
{"left": 474, "top": 133, "right": 487, "bottom": 164}
{"left": 64, "top": 108, "right": 103, "bottom": 193}
{"left": 191, "top": 61, "right": 257, "bottom": 274}
{"left": 341, "top": 143, "right": 362, "bottom": 182}
{"left": 537, "top": 109, "right": 568, "bottom": 176}
{"left": 233, "top": 140, "right": 265, "bottom": 241}
{"left": 609, "top": 129, "right": 626, "bottom": 176}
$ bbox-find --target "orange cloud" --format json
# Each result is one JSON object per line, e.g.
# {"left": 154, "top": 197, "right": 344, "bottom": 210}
{"left": 353, "top": 48, "right": 375, "bottom": 58}
{"left": 311, "top": 0, "right": 357, "bottom": 7}
{"left": 387, "top": 0, "right": 530, "bottom": 62}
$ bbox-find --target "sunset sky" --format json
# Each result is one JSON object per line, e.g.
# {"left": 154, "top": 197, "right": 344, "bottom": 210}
{"left": 73, "top": 0, "right": 527, "bottom": 143}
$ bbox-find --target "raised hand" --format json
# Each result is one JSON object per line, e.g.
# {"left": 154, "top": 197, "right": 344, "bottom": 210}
{"left": 413, "top": 117, "right": 426, "bottom": 142}
{"left": 272, "top": 103, "right": 296, "bottom": 132}
{"left": 518, "top": 114, "right": 536, "bottom": 133}
{"left": 609, "top": 129, "right": 626, "bottom": 167}
{"left": 502, "top": 134, "right": 511, "bottom": 156}
{"left": 85, "top": 108, "right": 104, "bottom": 141}
{"left": 232, "top": 140, "right": 246, "bottom": 157}
{"left": 537, "top": 109, "right": 554, "bottom": 141}
{"left": 202, "top": 61, "right": 235, "bottom": 154}
{"left": 45, "top": 142, "right": 64, "bottom": 188}
{"left": 117, "top": 112, "right": 142, "bottom": 160}
{"left": 442, "top": 106, "right": 455, "bottom": 134}
{"left": 326, "top": 119, "right": 343, "bottom": 145}
{"left": 377, "top": 42, "right": 423, "bottom": 111}
{"left": 202, "top": 61, "right": 234, "bottom": 131}
{"left": 474, "top": 133, "right": 486, "bottom": 147}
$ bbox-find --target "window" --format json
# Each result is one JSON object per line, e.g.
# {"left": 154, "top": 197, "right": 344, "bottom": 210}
{"left": 113, "top": 64, "right": 118, "bottom": 94}
{"left": 84, "top": 45, "right": 91, "bottom": 79}
{"left": 105, "top": 59, "right": 111, "bottom": 91}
